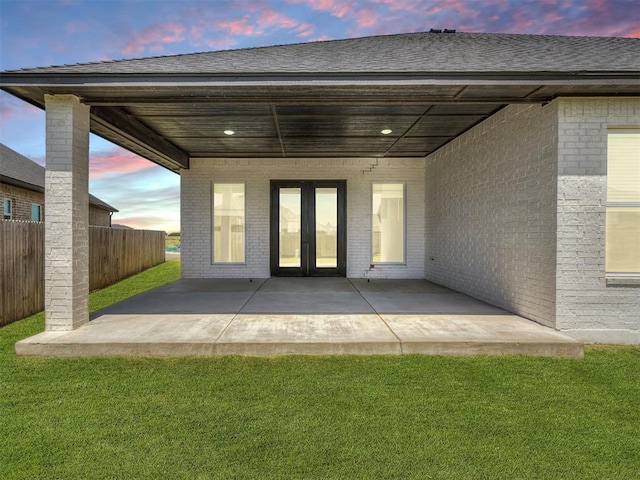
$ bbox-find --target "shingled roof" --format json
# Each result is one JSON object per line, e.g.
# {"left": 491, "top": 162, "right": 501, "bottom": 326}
{"left": 0, "top": 144, "right": 118, "bottom": 212}
{"left": 5, "top": 32, "right": 639, "bottom": 75}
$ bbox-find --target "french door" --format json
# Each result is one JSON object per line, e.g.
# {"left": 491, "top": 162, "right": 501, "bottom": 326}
{"left": 270, "top": 180, "right": 346, "bottom": 276}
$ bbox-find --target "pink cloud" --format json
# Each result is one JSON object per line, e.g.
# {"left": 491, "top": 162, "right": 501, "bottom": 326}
{"left": 624, "top": 27, "right": 640, "bottom": 38}
{"left": 0, "top": 99, "right": 40, "bottom": 122}
{"left": 122, "top": 22, "right": 186, "bottom": 56}
{"left": 296, "top": 23, "right": 315, "bottom": 37}
{"left": 288, "top": 0, "right": 354, "bottom": 18}
{"left": 89, "top": 149, "right": 156, "bottom": 180}
{"left": 217, "top": 17, "right": 259, "bottom": 36}
{"left": 213, "top": 8, "right": 315, "bottom": 40}
{"left": 259, "top": 9, "right": 298, "bottom": 29}
{"left": 0, "top": 103, "right": 18, "bottom": 121}
{"left": 355, "top": 9, "right": 377, "bottom": 28}
{"left": 543, "top": 11, "right": 563, "bottom": 23}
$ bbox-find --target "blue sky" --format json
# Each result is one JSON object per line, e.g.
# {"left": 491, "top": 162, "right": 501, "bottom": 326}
{"left": 1, "top": 0, "right": 638, "bottom": 232}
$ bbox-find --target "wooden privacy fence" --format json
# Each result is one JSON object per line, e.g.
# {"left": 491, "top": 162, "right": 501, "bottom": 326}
{"left": 90, "top": 226, "right": 165, "bottom": 290}
{"left": 0, "top": 221, "right": 166, "bottom": 327}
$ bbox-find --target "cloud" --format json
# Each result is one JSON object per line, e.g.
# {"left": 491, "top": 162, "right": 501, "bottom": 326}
{"left": 355, "top": 9, "right": 377, "bottom": 27}
{"left": 89, "top": 148, "right": 157, "bottom": 180}
{"left": 121, "top": 21, "right": 186, "bottom": 55}
{"left": 0, "top": 95, "right": 41, "bottom": 122}
{"left": 212, "top": 7, "right": 314, "bottom": 39}
{"left": 91, "top": 165, "right": 180, "bottom": 233}
{"left": 110, "top": 214, "right": 178, "bottom": 232}
{"left": 217, "top": 17, "right": 260, "bottom": 36}
{"left": 288, "top": 0, "right": 354, "bottom": 18}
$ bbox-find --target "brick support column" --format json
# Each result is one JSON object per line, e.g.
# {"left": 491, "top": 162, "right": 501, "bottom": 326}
{"left": 44, "top": 95, "right": 90, "bottom": 331}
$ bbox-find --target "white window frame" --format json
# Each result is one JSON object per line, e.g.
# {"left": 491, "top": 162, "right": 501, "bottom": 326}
{"left": 211, "top": 182, "right": 246, "bottom": 265}
{"left": 605, "top": 128, "right": 640, "bottom": 279}
{"left": 371, "top": 182, "right": 407, "bottom": 265}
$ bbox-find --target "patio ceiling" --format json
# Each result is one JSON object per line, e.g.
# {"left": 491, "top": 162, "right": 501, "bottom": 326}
{"left": 4, "top": 79, "right": 639, "bottom": 172}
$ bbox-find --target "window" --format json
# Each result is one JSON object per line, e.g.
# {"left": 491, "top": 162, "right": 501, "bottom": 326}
{"left": 372, "top": 183, "right": 405, "bottom": 263}
{"left": 212, "top": 183, "right": 245, "bottom": 263}
{"left": 3, "top": 199, "right": 12, "bottom": 219}
{"left": 31, "top": 204, "right": 43, "bottom": 222}
{"left": 606, "top": 129, "right": 640, "bottom": 274}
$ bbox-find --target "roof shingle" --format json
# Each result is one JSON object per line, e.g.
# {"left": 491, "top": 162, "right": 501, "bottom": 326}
{"left": 5, "top": 32, "right": 639, "bottom": 75}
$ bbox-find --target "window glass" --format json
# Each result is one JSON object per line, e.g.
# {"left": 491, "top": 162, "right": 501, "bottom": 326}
{"left": 3, "top": 199, "right": 12, "bottom": 219}
{"left": 31, "top": 204, "right": 42, "bottom": 222}
{"left": 372, "top": 183, "right": 404, "bottom": 263}
{"left": 279, "top": 188, "right": 301, "bottom": 268}
{"left": 315, "top": 187, "right": 338, "bottom": 268}
{"left": 606, "top": 130, "right": 640, "bottom": 273}
{"left": 213, "top": 183, "right": 245, "bottom": 263}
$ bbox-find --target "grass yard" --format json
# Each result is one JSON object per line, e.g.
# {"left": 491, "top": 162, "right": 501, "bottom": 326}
{"left": 1, "top": 260, "right": 639, "bottom": 479}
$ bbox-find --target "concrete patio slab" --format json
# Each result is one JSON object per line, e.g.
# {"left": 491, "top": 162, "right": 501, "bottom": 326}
{"left": 16, "top": 314, "right": 234, "bottom": 357}
{"left": 15, "top": 278, "right": 584, "bottom": 358}
{"left": 239, "top": 292, "right": 374, "bottom": 314}
{"left": 90, "top": 292, "right": 256, "bottom": 316}
{"left": 216, "top": 314, "right": 400, "bottom": 355}
{"left": 151, "top": 278, "right": 265, "bottom": 293}
{"left": 259, "top": 277, "right": 357, "bottom": 293}
{"left": 383, "top": 314, "right": 583, "bottom": 357}
{"left": 349, "top": 279, "right": 453, "bottom": 294}
{"left": 360, "top": 292, "right": 506, "bottom": 314}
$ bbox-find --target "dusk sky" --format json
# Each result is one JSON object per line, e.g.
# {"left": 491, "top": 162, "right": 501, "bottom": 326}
{"left": 1, "top": 0, "right": 638, "bottom": 233}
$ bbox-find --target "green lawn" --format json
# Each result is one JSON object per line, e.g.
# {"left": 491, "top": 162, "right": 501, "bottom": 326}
{"left": 1, "top": 260, "right": 639, "bottom": 479}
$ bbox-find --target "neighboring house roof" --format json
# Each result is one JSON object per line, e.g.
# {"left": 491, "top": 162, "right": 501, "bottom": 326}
{"left": 4, "top": 32, "right": 639, "bottom": 74}
{"left": 0, "top": 143, "right": 118, "bottom": 212}
{"left": 1, "top": 32, "right": 638, "bottom": 171}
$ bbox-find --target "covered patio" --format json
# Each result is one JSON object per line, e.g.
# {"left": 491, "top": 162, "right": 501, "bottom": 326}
{"left": 2, "top": 31, "right": 638, "bottom": 348}
{"left": 16, "top": 278, "right": 582, "bottom": 357}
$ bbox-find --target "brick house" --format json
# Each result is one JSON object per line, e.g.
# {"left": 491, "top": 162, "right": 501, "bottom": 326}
{"left": 1, "top": 32, "right": 638, "bottom": 343}
{"left": 1, "top": 144, "right": 117, "bottom": 225}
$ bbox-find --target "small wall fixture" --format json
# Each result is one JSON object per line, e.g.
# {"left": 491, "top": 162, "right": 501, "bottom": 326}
{"left": 224, "top": 130, "right": 235, "bottom": 135}
{"left": 381, "top": 129, "right": 392, "bottom": 135}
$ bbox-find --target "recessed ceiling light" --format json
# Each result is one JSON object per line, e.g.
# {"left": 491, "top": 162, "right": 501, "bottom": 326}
{"left": 224, "top": 130, "right": 235, "bottom": 135}
{"left": 381, "top": 129, "right": 392, "bottom": 135}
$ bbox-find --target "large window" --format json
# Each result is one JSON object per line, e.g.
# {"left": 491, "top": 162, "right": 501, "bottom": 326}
{"left": 606, "top": 129, "right": 640, "bottom": 274}
{"left": 372, "top": 183, "right": 405, "bottom": 263}
{"left": 213, "top": 183, "right": 245, "bottom": 263}
{"left": 3, "top": 199, "right": 12, "bottom": 219}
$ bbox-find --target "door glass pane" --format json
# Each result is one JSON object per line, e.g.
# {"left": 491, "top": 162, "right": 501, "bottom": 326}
{"left": 316, "top": 188, "right": 338, "bottom": 268}
{"left": 279, "top": 188, "right": 301, "bottom": 267}
{"left": 213, "top": 183, "right": 245, "bottom": 263}
{"left": 372, "top": 183, "right": 404, "bottom": 263}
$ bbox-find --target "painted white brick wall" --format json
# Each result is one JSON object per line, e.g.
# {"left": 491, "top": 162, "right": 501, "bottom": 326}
{"left": 181, "top": 157, "right": 425, "bottom": 279}
{"left": 424, "top": 104, "right": 558, "bottom": 327}
{"left": 44, "top": 95, "right": 90, "bottom": 331}
{"left": 556, "top": 98, "right": 640, "bottom": 344}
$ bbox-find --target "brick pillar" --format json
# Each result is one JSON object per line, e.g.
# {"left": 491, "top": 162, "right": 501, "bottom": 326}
{"left": 44, "top": 95, "right": 90, "bottom": 331}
